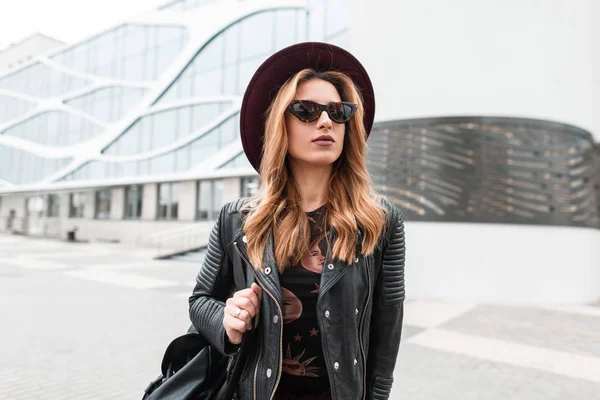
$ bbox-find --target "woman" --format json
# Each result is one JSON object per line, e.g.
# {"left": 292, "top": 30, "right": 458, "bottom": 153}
{"left": 189, "top": 42, "right": 406, "bottom": 400}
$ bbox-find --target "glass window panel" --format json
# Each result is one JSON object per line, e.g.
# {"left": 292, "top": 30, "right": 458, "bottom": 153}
{"left": 0, "top": 145, "right": 71, "bottom": 185}
{"left": 193, "top": 68, "right": 223, "bottom": 96}
{"left": 139, "top": 117, "right": 152, "bottom": 153}
{"left": 67, "top": 86, "right": 145, "bottom": 123}
{"left": 296, "top": 10, "right": 308, "bottom": 41}
{"left": 219, "top": 152, "right": 252, "bottom": 170}
{"left": 121, "top": 161, "right": 137, "bottom": 177}
{"left": 212, "top": 180, "right": 224, "bottom": 218}
{"left": 174, "top": 145, "right": 190, "bottom": 172}
{"left": 0, "top": 95, "right": 36, "bottom": 123}
{"left": 123, "top": 53, "right": 145, "bottom": 81}
{"left": 150, "top": 152, "right": 176, "bottom": 175}
{"left": 223, "top": 24, "right": 240, "bottom": 65}
{"left": 47, "top": 194, "right": 60, "bottom": 217}
{"left": 155, "top": 39, "right": 182, "bottom": 76}
{"left": 50, "top": 25, "right": 186, "bottom": 81}
{"left": 170, "top": 182, "right": 180, "bottom": 219}
{"left": 69, "top": 192, "right": 86, "bottom": 218}
{"left": 241, "top": 176, "right": 260, "bottom": 197}
{"left": 274, "top": 10, "right": 298, "bottom": 50}
{"left": 0, "top": 63, "right": 91, "bottom": 98}
{"left": 222, "top": 64, "right": 237, "bottom": 94}
{"left": 177, "top": 106, "right": 192, "bottom": 138}
{"left": 239, "top": 12, "right": 275, "bottom": 60}
{"left": 26, "top": 195, "right": 46, "bottom": 217}
{"left": 152, "top": 109, "right": 178, "bottom": 149}
{"left": 157, "top": 183, "right": 170, "bottom": 219}
{"left": 95, "top": 189, "right": 112, "bottom": 219}
{"left": 2, "top": 111, "right": 102, "bottom": 146}
{"left": 196, "top": 180, "right": 211, "bottom": 220}
{"left": 237, "top": 57, "right": 264, "bottom": 94}
{"left": 195, "top": 37, "right": 224, "bottom": 71}
{"left": 124, "top": 185, "right": 143, "bottom": 219}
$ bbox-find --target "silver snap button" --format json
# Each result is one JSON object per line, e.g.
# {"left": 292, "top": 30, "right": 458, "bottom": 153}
{"left": 327, "top": 264, "right": 334, "bottom": 270}
{"left": 355, "top": 257, "right": 359, "bottom": 263}
{"left": 354, "top": 359, "right": 358, "bottom": 365}
{"left": 355, "top": 308, "right": 359, "bottom": 315}
{"left": 273, "top": 315, "right": 279, "bottom": 324}
{"left": 264, "top": 267, "right": 272, "bottom": 275}
{"left": 242, "top": 235, "right": 247, "bottom": 243}
{"left": 266, "top": 368, "right": 272, "bottom": 378}
{"left": 325, "top": 310, "right": 330, "bottom": 318}
{"left": 334, "top": 362, "right": 339, "bottom": 370}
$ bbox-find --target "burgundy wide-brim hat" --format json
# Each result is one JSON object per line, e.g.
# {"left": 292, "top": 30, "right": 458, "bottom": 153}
{"left": 239, "top": 42, "right": 376, "bottom": 172}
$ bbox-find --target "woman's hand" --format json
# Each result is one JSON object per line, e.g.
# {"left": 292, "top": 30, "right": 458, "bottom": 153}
{"left": 223, "top": 282, "right": 262, "bottom": 345}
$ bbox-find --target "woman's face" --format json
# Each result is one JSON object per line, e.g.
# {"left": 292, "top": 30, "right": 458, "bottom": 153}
{"left": 285, "top": 78, "right": 346, "bottom": 168}
{"left": 301, "top": 238, "right": 325, "bottom": 274}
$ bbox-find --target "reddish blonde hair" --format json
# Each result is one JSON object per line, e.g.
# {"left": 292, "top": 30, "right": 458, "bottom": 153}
{"left": 242, "top": 68, "right": 387, "bottom": 271}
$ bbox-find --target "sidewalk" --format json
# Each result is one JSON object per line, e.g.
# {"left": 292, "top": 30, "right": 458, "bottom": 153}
{"left": 0, "top": 234, "right": 598, "bottom": 399}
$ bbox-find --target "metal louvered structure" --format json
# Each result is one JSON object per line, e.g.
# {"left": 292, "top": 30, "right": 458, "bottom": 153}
{"left": 367, "top": 117, "right": 600, "bottom": 229}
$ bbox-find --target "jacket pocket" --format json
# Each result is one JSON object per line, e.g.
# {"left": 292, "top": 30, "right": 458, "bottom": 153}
{"left": 371, "top": 375, "right": 394, "bottom": 400}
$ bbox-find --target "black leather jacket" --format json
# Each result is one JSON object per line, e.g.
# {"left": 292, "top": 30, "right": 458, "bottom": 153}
{"left": 189, "top": 198, "right": 406, "bottom": 400}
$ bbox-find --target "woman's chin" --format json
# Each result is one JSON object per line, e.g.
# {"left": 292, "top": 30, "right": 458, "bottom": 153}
{"left": 293, "top": 154, "right": 341, "bottom": 168}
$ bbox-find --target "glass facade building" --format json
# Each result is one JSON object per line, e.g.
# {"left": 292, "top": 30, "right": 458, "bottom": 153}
{"left": 0, "top": 0, "right": 350, "bottom": 241}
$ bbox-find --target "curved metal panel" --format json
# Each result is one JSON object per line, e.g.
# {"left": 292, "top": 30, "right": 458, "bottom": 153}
{"left": 368, "top": 117, "right": 600, "bottom": 229}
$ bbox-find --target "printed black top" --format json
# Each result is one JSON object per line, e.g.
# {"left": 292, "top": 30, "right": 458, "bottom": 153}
{"left": 277, "top": 204, "right": 330, "bottom": 396}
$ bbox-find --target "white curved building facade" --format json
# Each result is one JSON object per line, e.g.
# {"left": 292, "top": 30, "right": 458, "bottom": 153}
{"left": 0, "top": 0, "right": 348, "bottom": 243}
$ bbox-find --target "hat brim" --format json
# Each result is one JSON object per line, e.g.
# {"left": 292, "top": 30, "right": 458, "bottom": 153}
{"left": 239, "top": 42, "right": 376, "bottom": 172}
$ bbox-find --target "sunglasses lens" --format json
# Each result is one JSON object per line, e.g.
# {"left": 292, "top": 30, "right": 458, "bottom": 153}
{"left": 290, "top": 101, "right": 320, "bottom": 122}
{"left": 328, "top": 102, "right": 353, "bottom": 123}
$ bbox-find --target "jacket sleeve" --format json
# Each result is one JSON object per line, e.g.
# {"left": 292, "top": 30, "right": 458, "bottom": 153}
{"left": 366, "top": 205, "right": 406, "bottom": 400}
{"left": 188, "top": 202, "right": 237, "bottom": 355}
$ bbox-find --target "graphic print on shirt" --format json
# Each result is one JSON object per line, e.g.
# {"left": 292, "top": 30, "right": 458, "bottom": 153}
{"left": 280, "top": 206, "right": 329, "bottom": 387}
{"left": 282, "top": 287, "right": 302, "bottom": 324}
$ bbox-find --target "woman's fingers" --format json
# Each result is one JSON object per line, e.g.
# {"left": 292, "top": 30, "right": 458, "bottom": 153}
{"left": 227, "top": 296, "right": 258, "bottom": 320}
{"left": 223, "top": 284, "right": 263, "bottom": 343}
{"left": 233, "top": 287, "right": 261, "bottom": 313}
{"left": 223, "top": 315, "right": 244, "bottom": 345}
{"left": 225, "top": 303, "right": 252, "bottom": 330}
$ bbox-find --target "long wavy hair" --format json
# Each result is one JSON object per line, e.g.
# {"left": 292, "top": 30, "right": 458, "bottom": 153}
{"left": 241, "top": 68, "right": 388, "bottom": 272}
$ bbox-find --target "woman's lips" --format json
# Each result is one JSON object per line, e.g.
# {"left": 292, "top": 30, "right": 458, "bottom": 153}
{"left": 312, "top": 140, "right": 334, "bottom": 146}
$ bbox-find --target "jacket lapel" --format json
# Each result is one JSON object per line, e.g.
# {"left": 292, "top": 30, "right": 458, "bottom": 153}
{"left": 233, "top": 228, "right": 282, "bottom": 307}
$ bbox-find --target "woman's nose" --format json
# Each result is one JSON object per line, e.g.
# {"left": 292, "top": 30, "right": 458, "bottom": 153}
{"left": 317, "top": 111, "right": 332, "bottom": 129}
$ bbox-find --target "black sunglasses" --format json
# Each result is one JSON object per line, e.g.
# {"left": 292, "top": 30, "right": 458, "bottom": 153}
{"left": 287, "top": 100, "right": 357, "bottom": 124}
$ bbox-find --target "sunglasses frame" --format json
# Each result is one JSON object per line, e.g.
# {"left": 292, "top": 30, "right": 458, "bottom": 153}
{"left": 286, "top": 100, "right": 358, "bottom": 124}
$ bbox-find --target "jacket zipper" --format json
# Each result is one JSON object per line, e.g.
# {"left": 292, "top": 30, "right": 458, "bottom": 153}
{"left": 233, "top": 239, "right": 283, "bottom": 400}
{"left": 358, "top": 257, "right": 372, "bottom": 400}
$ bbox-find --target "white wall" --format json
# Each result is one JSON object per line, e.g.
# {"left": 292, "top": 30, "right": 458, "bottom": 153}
{"left": 222, "top": 177, "right": 242, "bottom": 204}
{"left": 178, "top": 181, "right": 197, "bottom": 221}
{"left": 350, "top": 0, "right": 599, "bottom": 140}
{"left": 141, "top": 183, "right": 158, "bottom": 220}
{"left": 110, "top": 187, "right": 125, "bottom": 220}
{"left": 406, "top": 222, "right": 600, "bottom": 305}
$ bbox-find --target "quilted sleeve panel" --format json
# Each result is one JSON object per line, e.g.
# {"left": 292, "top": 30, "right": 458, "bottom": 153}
{"left": 189, "top": 202, "right": 235, "bottom": 355}
{"left": 381, "top": 209, "right": 406, "bottom": 305}
{"left": 371, "top": 376, "right": 394, "bottom": 400}
{"left": 366, "top": 201, "right": 406, "bottom": 399}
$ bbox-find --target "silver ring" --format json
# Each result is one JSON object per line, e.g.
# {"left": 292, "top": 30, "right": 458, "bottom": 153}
{"left": 234, "top": 308, "right": 242, "bottom": 319}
